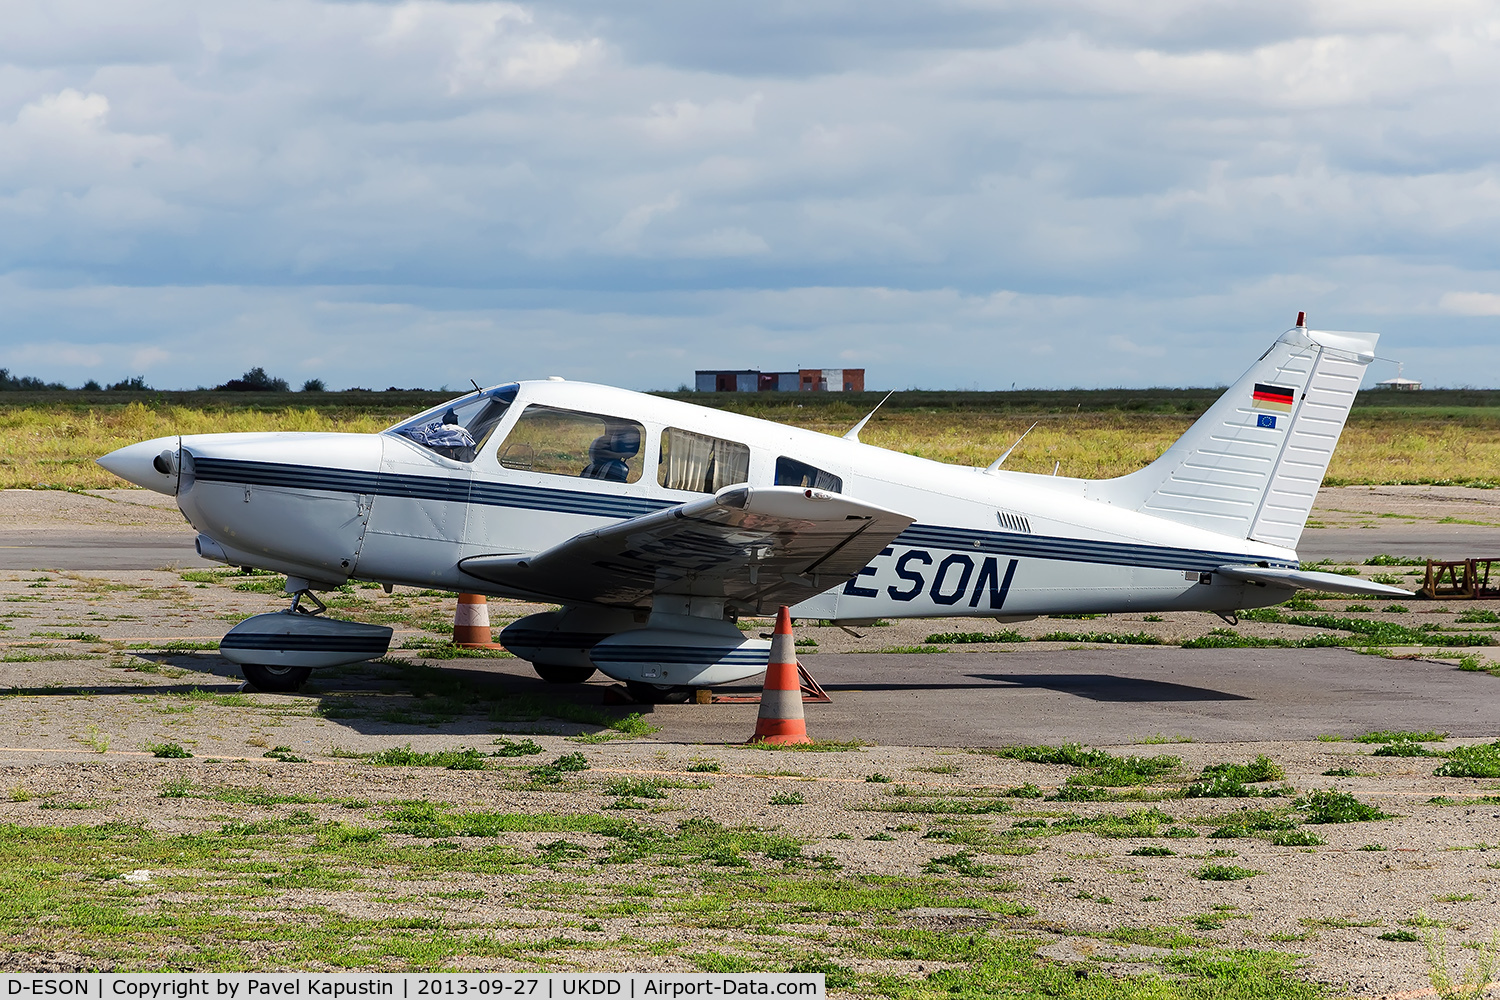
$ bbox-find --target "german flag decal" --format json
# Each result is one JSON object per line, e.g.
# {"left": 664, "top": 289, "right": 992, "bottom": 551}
{"left": 1252, "top": 383, "right": 1295, "bottom": 413}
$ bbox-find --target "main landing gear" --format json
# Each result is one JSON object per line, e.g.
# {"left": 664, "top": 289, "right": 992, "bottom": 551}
{"left": 218, "top": 583, "right": 393, "bottom": 693}
{"left": 532, "top": 663, "right": 597, "bottom": 684}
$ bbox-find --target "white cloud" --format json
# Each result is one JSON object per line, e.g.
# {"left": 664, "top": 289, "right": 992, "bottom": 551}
{"left": 1439, "top": 291, "right": 1500, "bottom": 316}
{"left": 0, "top": 0, "right": 1496, "bottom": 389}
{"left": 1107, "top": 335, "right": 1168, "bottom": 357}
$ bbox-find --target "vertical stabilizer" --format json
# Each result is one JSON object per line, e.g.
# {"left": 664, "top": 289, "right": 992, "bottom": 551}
{"left": 1099, "top": 327, "right": 1377, "bottom": 548}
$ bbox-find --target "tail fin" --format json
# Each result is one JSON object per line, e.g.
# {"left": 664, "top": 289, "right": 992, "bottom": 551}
{"left": 1099, "top": 326, "right": 1377, "bottom": 548}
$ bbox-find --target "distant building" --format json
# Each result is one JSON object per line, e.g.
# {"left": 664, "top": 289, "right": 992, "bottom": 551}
{"left": 1376, "top": 363, "right": 1421, "bottom": 391}
{"left": 695, "top": 368, "right": 865, "bottom": 392}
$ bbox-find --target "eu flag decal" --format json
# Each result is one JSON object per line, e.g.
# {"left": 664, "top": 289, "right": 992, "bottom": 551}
{"left": 1257, "top": 414, "right": 1277, "bottom": 429}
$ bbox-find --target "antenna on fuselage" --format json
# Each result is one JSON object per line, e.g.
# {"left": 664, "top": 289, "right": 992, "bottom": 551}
{"left": 469, "top": 379, "right": 481, "bottom": 393}
{"left": 983, "top": 422, "right": 1038, "bottom": 476}
{"left": 842, "top": 391, "right": 895, "bottom": 443}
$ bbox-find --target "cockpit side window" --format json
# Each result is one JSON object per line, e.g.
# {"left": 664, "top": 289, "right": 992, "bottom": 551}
{"left": 774, "top": 456, "right": 842, "bottom": 493}
{"left": 387, "top": 383, "right": 518, "bottom": 463}
{"left": 658, "top": 428, "right": 751, "bottom": 493}
{"left": 497, "top": 405, "right": 645, "bottom": 484}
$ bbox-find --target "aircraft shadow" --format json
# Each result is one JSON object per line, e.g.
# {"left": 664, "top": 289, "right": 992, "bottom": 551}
{"left": 971, "top": 673, "right": 1249, "bottom": 703}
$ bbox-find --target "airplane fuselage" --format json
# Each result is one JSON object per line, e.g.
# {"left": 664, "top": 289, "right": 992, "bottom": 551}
{"left": 134, "top": 378, "right": 1295, "bottom": 622}
{"left": 99, "top": 324, "right": 1398, "bottom": 694}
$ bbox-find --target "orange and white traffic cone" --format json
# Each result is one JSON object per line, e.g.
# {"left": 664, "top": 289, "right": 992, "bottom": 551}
{"left": 453, "top": 593, "right": 501, "bottom": 648}
{"left": 748, "top": 606, "right": 812, "bottom": 745}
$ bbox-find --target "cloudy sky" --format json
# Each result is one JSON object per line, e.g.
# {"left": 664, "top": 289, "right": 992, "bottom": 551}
{"left": 2, "top": 1, "right": 1497, "bottom": 391}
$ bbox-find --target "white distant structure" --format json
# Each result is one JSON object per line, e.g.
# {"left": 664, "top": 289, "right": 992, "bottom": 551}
{"left": 1377, "top": 363, "right": 1421, "bottom": 391}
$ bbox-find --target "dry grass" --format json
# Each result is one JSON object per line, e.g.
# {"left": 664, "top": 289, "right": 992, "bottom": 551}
{"left": 3, "top": 399, "right": 1497, "bottom": 490}
{"left": 0, "top": 403, "right": 393, "bottom": 489}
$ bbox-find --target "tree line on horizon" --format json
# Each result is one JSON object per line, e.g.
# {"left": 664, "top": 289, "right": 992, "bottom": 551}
{"left": 0, "top": 367, "right": 433, "bottom": 394}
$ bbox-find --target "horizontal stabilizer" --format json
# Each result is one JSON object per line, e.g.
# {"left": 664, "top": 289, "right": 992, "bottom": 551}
{"left": 460, "top": 485, "right": 914, "bottom": 613}
{"left": 1216, "top": 565, "right": 1412, "bottom": 597}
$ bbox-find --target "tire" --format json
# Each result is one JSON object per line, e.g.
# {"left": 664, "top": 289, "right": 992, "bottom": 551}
{"left": 533, "top": 663, "right": 596, "bottom": 684}
{"left": 241, "top": 663, "right": 312, "bottom": 692}
{"left": 625, "top": 681, "right": 691, "bottom": 704}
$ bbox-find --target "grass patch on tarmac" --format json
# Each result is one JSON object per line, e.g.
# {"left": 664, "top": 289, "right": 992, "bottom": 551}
{"left": 0, "top": 814, "right": 1328, "bottom": 996}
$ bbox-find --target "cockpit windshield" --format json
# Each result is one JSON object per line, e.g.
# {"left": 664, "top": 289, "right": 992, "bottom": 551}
{"left": 385, "top": 383, "right": 519, "bottom": 463}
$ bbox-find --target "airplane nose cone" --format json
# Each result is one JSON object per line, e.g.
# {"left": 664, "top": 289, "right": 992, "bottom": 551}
{"left": 97, "top": 435, "right": 181, "bottom": 495}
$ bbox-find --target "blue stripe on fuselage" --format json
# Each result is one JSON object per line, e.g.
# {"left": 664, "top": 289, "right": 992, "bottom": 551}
{"left": 189, "top": 456, "right": 1295, "bottom": 574}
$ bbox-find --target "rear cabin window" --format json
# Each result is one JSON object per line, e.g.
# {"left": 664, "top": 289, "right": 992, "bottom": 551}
{"left": 774, "top": 457, "right": 842, "bottom": 493}
{"left": 658, "top": 428, "right": 751, "bottom": 493}
{"left": 496, "top": 405, "right": 645, "bottom": 484}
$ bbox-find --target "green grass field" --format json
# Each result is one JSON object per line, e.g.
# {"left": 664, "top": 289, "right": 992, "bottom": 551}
{"left": 3, "top": 387, "right": 1496, "bottom": 490}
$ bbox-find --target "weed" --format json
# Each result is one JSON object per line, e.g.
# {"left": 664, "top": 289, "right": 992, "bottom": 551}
{"left": 1270, "top": 829, "right": 1326, "bottom": 847}
{"left": 1423, "top": 927, "right": 1500, "bottom": 1000}
{"left": 879, "top": 645, "right": 949, "bottom": 654}
{"left": 864, "top": 832, "right": 894, "bottom": 841}
{"left": 1242, "top": 609, "right": 1493, "bottom": 648}
{"left": 1035, "top": 630, "right": 1163, "bottom": 645}
{"left": 1297, "top": 790, "right": 1389, "bottom": 823}
{"left": 1456, "top": 609, "right": 1500, "bottom": 624}
{"left": 924, "top": 630, "right": 1027, "bottom": 644}
{"left": 1129, "top": 846, "right": 1175, "bottom": 857}
{"left": 923, "top": 850, "right": 995, "bottom": 877}
{"left": 1360, "top": 843, "right": 1387, "bottom": 851}
{"left": 769, "top": 792, "right": 806, "bottom": 806}
{"left": 263, "top": 746, "right": 309, "bottom": 763}
{"left": 749, "top": 740, "right": 867, "bottom": 753}
{"left": 685, "top": 759, "right": 721, "bottom": 773}
{"left": 1434, "top": 741, "right": 1500, "bottom": 778}
{"left": 158, "top": 777, "right": 194, "bottom": 798}
{"left": 527, "top": 752, "right": 590, "bottom": 784}
{"left": 1373, "top": 741, "right": 1440, "bottom": 758}
{"left": 146, "top": 742, "right": 192, "bottom": 759}
{"left": 1455, "top": 653, "right": 1494, "bottom": 673}
{"left": 489, "top": 737, "right": 544, "bottom": 757}
{"left": 1185, "top": 775, "right": 1258, "bottom": 798}
{"left": 981, "top": 743, "right": 1112, "bottom": 767}
{"left": 1201, "top": 755, "right": 1287, "bottom": 783}
{"left": 1381, "top": 930, "right": 1421, "bottom": 942}
{"left": 77, "top": 726, "right": 108, "bottom": 754}
{"left": 865, "top": 773, "right": 892, "bottom": 783}
{"left": 1002, "top": 783, "right": 1044, "bottom": 798}
{"left": 1323, "top": 768, "right": 1358, "bottom": 777}
{"left": 1384, "top": 604, "right": 1410, "bottom": 613}
{"left": 604, "top": 778, "right": 667, "bottom": 800}
{"left": 1354, "top": 729, "right": 1448, "bottom": 743}
{"left": 366, "top": 745, "right": 490, "bottom": 770}
{"left": 1196, "top": 864, "right": 1260, "bottom": 881}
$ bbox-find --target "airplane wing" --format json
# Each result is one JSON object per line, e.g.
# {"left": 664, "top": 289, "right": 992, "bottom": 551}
{"left": 459, "top": 485, "right": 915, "bottom": 613}
{"left": 1216, "top": 565, "right": 1413, "bottom": 597}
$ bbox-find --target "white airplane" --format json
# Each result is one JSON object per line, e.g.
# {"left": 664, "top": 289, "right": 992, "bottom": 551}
{"left": 99, "top": 320, "right": 1407, "bottom": 698}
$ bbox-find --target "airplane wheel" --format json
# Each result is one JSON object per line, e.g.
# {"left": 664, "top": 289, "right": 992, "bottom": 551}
{"left": 625, "top": 681, "right": 691, "bottom": 704}
{"left": 241, "top": 663, "right": 312, "bottom": 692}
{"left": 533, "top": 663, "right": 596, "bottom": 684}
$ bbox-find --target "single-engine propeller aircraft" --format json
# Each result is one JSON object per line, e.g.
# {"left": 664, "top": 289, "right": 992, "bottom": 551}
{"left": 99, "top": 319, "right": 1407, "bottom": 698}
